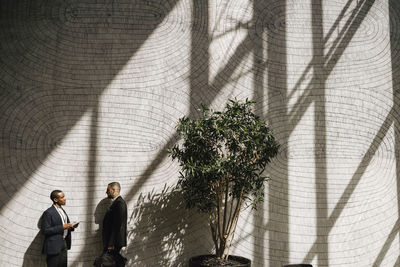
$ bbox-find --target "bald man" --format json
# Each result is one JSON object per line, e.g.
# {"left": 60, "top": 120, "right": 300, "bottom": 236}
{"left": 102, "top": 182, "right": 127, "bottom": 253}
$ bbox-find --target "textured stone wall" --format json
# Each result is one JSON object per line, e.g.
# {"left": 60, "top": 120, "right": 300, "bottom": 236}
{"left": 0, "top": 0, "right": 399, "bottom": 266}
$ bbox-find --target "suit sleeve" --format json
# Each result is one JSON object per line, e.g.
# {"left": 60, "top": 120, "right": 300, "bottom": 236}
{"left": 108, "top": 201, "right": 126, "bottom": 247}
{"left": 41, "top": 210, "right": 64, "bottom": 235}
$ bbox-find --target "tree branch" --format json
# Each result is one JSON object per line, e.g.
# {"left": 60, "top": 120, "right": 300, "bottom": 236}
{"left": 222, "top": 175, "right": 229, "bottom": 239}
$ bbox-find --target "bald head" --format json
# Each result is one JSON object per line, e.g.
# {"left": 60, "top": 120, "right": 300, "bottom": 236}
{"left": 106, "top": 182, "right": 121, "bottom": 199}
{"left": 108, "top": 182, "right": 120, "bottom": 191}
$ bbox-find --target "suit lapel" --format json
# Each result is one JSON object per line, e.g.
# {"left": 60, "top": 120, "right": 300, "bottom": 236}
{"left": 60, "top": 206, "right": 70, "bottom": 223}
{"left": 110, "top": 196, "right": 121, "bottom": 208}
{"left": 50, "top": 205, "right": 63, "bottom": 225}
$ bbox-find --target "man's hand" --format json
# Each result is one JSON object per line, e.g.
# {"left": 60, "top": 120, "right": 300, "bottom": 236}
{"left": 63, "top": 223, "right": 73, "bottom": 229}
{"left": 107, "top": 246, "right": 115, "bottom": 251}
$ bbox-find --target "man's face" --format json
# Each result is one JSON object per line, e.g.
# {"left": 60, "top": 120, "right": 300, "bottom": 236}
{"left": 106, "top": 185, "right": 114, "bottom": 199}
{"left": 54, "top": 192, "right": 66, "bottom": 206}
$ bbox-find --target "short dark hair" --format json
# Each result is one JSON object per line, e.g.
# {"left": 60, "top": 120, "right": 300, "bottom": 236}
{"left": 50, "top": 190, "right": 63, "bottom": 203}
{"left": 108, "top": 182, "right": 121, "bottom": 191}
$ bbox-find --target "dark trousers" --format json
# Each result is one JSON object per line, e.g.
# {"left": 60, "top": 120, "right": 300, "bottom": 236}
{"left": 46, "top": 240, "right": 67, "bottom": 267}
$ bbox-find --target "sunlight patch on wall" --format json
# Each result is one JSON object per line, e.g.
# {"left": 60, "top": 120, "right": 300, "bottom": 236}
{"left": 0, "top": 108, "right": 94, "bottom": 264}
{"left": 288, "top": 101, "right": 317, "bottom": 263}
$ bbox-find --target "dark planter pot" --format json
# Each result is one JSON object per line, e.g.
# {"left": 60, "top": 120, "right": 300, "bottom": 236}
{"left": 189, "top": 254, "right": 251, "bottom": 267}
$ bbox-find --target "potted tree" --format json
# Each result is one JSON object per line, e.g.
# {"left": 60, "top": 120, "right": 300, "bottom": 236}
{"left": 169, "top": 99, "right": 279, "bottom": 267}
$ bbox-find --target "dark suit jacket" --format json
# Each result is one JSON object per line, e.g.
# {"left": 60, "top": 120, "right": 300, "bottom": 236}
{"left": 102, "top": 196, "right": 127, "bottom": 250}
{"left": 41, "top": 205, "right": 72, "bottom": 255}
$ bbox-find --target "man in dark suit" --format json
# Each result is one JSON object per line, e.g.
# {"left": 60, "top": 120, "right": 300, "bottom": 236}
{"left": 102, "top": 182, "right": 127, "bottom": 253}
{"left": 41, "top": 190, "right": 79, "bottom": 267}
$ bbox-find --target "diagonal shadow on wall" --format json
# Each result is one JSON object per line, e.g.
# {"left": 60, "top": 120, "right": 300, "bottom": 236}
{"left": 121, "top": 0, "right": 213, "bottom": 264}
{"left": 118, "top": 0, "right": 384, "bottom": 266}
{"left": 122, "top": 0, "right": 272, "bottom": 205}
{"left": 7, "top": 0, "right": 388, "bottom": 265}
{"left": 371, "top": 0, "right": 400, "bottom": 265}
{"left": 69, "top": 103, "right": 100, "bottom": 266}
{"left": 259, "top": 0, "right": 375, "bottom": 265}
{"left": 299, "top": 103, "right": 397, "bottom": 263}
{"left": 1, "top": 0, "right": 181, "bottom": 265}
{"left": 124, "top": 186, "right": 211, "bottom": 266}
{"left": 287, "top": 0, "right": 375, "bottom": 131}
{"left": 0, "top": 0, "right": 181, "bottom": 210}
{"left": 121, "top": 0, "right": 211, "bottom": 206}
{"left": 253, "top": 0, "right": 373, "bottom": 265}
{"left": 122, "top": 1, "right": 281, "bottom": 265}
{"left": 163, "top": 1, "right": 377, "bottom": 266}
{"left": 300, "top": 0, "right": 400, "bottom": 262}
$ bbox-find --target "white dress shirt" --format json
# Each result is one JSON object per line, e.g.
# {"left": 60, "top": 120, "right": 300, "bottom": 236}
{"left": 54, "top": 205, "right": 68, "bottom": 238}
